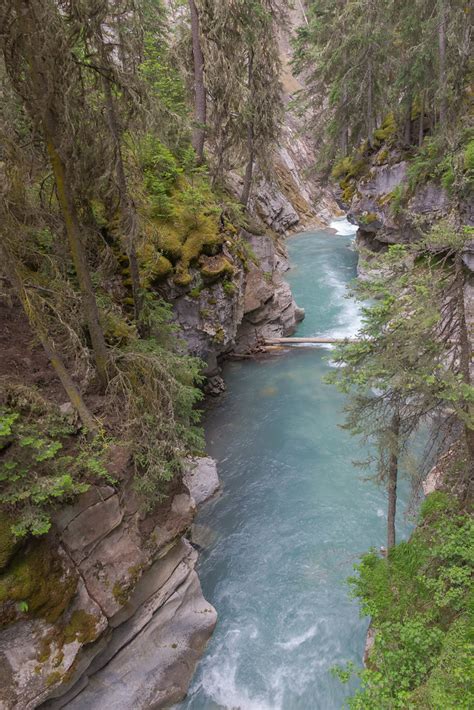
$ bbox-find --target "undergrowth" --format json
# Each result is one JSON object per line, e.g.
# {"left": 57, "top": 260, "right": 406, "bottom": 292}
{"left": 335, "top": 491, "right": 474, "bottom": 709}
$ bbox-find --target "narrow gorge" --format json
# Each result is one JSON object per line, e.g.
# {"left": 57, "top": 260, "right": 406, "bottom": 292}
{"left": 0, "top": 1, "right": 472, "bottom": 709}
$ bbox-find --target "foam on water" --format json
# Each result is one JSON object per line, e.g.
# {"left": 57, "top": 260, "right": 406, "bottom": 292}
{"left": 277, "top": 625, "right": 319, "bottom": 651}
{"left": 329, "top": 217, "right": 358, "bottom": 237}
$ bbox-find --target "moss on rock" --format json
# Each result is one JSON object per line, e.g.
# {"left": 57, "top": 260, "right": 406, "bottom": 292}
{"left": 0, "top": 540, "right": 77, "bottom": 628}
{"left": 62, "top": 609, "right": 98, "bottom": 645}
{"left": 199, "top": 256, "right": 234, "bottom": 283}
{"left": 374, "top": 113, "right": 396, "bottom": 146}
{"left": 0, "top": 515, "right": 20, "bottom": 571}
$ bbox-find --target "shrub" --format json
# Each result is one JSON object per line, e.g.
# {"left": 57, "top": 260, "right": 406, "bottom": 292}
{"left": 0, "top": 386, "right": 112, "bottom": 540}
{"left": 108, "top": 298, "right": 204, "bottom": 509}
{"left": 337, "top": 493, "right": 474, "bottom": 709}
{"left": 464, "top": 139, "right": 474, "bottom": 171}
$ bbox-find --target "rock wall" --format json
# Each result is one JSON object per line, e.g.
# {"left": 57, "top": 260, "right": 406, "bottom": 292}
{"left": 0, "top": 457, "right": 220, "bottom": 710}
{"left": 344, "top": 149, "right": 472, "bottom": 250}
{"left": 164, "top": 225, "right": 306, "bottom": 395}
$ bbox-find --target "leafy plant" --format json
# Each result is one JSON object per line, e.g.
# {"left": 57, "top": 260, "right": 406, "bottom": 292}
{"left": 0, "top": 388, "right": 113, "bottom": 540}
{"left": 336, "top": 493, "right": 473, "bottom": 708}
{"left": 109, "top": 297, "right": 205, "bottom": 509}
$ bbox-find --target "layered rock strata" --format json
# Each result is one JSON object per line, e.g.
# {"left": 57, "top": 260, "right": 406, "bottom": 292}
{"left": 0, "top": 457, "right": 219, "bottom": 709}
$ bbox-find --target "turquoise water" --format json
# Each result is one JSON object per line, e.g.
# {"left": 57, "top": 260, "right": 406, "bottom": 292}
{"left": 181, "top": 222, "right": 411, "bottom": 709}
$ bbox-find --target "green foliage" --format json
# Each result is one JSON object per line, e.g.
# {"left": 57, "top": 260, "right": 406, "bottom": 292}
{"left": 136, "top": 135, "right": 182, "bottom": 219}
{"left": 407, "top": 132, "right": 474, "bottom": 196}
{"left": 223, "top": 279, "right": 237, "bottom": 296}
{"left": 420, "top": 490, "right": 456, "bottom": 520}
{"left": 293, "top": 0, "right": 471, "bottom": 173}
{"left": 341, "top": 494, "right": 473, "bottom": 708}
{"left": 464, "top": 140, "right": 474, "bottom": 171}
{"left": 331, "top": 156, "right": 365, "bottom": 182}
{"left": 140, "top": 27, "right": 188, "bottom": 124}
{"left": 131, "top": 135, "right": 235, "bottom": 287}
{"left": 407, "top": 137, "right": 443, "bottom": 191}
{"left": 373, "top": 114, "right": 396, "bottom": 146}
{"left": 0, "top": 390, "right": 112, "bottom": 540}
{"left": 389, "top": 184, "right": 407, "bottom": 216}
{"left": 329, "top": 225, "right": 474, "bottom": 444}
{"left": 109, "top": 297, "right": 205, "bottom": 509}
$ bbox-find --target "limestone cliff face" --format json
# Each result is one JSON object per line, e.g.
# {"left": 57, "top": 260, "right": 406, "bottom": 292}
{"left": 246, "top": 4, "right": 337, "bottom": 236}
{"left": 164, "top": 226, "right": 305, "bottom": 395}
{"left": 0, "top": 457, "right": 219, "bottom": 710}
{"left": 343, "top": 149, "right": 473, "bottom": 251}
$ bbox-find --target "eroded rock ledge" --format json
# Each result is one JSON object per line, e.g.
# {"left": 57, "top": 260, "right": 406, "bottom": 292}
{"left": 166, "top": 226, "right": 306, "bottom": 395}
{"left": 0, "top": 457, "right": 219, "bottom": 710}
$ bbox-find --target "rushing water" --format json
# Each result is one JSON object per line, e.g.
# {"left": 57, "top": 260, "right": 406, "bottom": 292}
{"left": 180, "top": 219, "right": 412, "bottom": 710}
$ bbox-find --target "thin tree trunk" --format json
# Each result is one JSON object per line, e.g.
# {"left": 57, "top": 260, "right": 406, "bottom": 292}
{"left": 296, "top": 0, "right": 309, "bottom": 25}
{"left": 455, "top": 254, "right": 474, "bottom": 490}
{"left": 418, "top": 92, "right": 425, "bottom": 146}
{"left": 16, "top": 3, "right": 109, "bottom": 390}
{"left": 39, "top": 333, "right": 97, "bottom": 433}
{"left": 0, "top": 245, "right": 96, "bottom": 432}
{"left": 438, "top": 0, "right": 447, "bottom": 129}
{"left": 387, "top": 412, "right": 400, "bottom": 550}
{"left": 45, "top": 139, "right": 110, "bottom": 390}
{"left": 341, "top": 80, "right": 349, "bottom": 156}
{"left": 240, "top": 50, "right": 255, "bottom": 207}
{"left": 367, "top": 57, "right": 374, "bottom": 148}
{"left": 101, "top": 73, "right": 143, "bottom": 324}
{"left": 404, "top": 92, "right": 412, "bottom": 146}
{"left": 189, "top": 0, "right": 206, "bottom": 165}
{"left": 240, "top": 122, "right": 255, "bottom": 207}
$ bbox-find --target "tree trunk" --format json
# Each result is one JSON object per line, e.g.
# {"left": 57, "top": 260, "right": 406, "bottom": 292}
{"left": 404, "top": 92, "right": 412, "bottom": 146}
{"left": 39, "top": 333, "right": 97, "bottom": 433}
{"left": 240, "top": 122, "right": 255, "bottom": 207}
{"left": 387, "top": 412, "right": 400, "bottom": 550}
{"left": 16, "top": 3, "right": 109, "bottom": 390}
{"left": 101, "top": 73, "right": 143, "bottom": 325}
{"left": 240, "top": 49, "right": 255, "bottom": 207}
{"left": 367, "top": 57, "right": 374, "bottom": 148}
{"left": 45, "top": 139, "right": 110, "bottom": 390}
{"left": 0, "top": 245, "right": 96, "bottom": 433}
{"left": 189, "top": 0, "right": 206, "bottom": 165}
{"left": 418, "top": 92, "right": 425, "bottom": 146}
{"left": 438, "top": 0, "right": 447, "bottom": 129}
{"left": 455, "top": 254, "right": 474, "bottom": 490}
{"left": 341, "top": 81, "right": 349, "bottom": 156}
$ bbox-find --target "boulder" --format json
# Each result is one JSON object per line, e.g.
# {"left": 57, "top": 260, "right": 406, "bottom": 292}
{"left": 183, "top": 457, "right": 220, "bottom": 506}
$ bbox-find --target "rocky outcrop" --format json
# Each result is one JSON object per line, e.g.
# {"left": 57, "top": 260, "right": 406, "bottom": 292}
{"left": 183, "top": 456, "right": 220, "bottom": 506}
{"left": 235, "top": 231, "right": 304, "bottom": 352}
{"left": 165, "top": 227, "right": 305, "bottom": 385}
{"left": 345, "top": 150, "right": 472, "bottom": 254}
{"left": 0, "top": 457, "right": 219, "bottom": 709}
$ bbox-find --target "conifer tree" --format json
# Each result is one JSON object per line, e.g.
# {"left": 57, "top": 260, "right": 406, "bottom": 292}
{"left": 189, "top": 0, "right": 207, "bottom": 164}
{"left": 2, "top": 0, "right": 110, "bottom": 389}
{"left": 329, "top": 226, "right": 474, "bottom": 546}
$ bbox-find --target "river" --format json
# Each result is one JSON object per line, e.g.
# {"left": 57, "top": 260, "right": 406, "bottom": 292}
{"left": 180, "top": 221, "right": 412, "bottom": 709}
